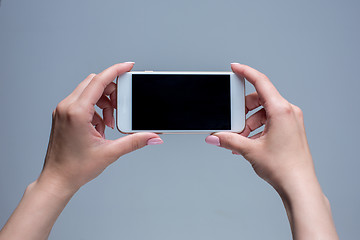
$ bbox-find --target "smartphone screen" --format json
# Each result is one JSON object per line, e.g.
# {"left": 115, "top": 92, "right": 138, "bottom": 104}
{"left": 132, "top": 74, "right": 231, "bottom": 130}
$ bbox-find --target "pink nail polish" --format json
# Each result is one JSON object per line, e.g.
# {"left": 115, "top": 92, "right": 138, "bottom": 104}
{"left": 147, "top": 138, "right": 164, "bottom": 145}
{"left": 205, "top": 135, "right": 220, "bottom": 146}
{"left": 232, "top": 151, "right": 241, "bottom": 155}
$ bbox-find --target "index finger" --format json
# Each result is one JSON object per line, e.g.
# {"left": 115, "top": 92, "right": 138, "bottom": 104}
{"left": 231, "top": 63, "right": 284, "bottom": 109}
{"left": 78, "top": 62, "right": 134, "bottom": 106}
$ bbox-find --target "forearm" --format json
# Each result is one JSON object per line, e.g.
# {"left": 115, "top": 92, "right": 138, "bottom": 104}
{"left": 277, "top": 170, "right": 338, "bottom": 240}
{"left": 0, "top": 177, "right": 76, "bottom": 240}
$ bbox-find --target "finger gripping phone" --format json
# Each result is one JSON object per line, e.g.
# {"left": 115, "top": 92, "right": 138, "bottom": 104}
{"left": 116, "top": 71, "right": 245, "bottom": 133}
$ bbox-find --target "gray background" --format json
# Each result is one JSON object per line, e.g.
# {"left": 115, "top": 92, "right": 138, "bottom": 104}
{"left": 0, "top": 0, "right": 359, "bottom": 239}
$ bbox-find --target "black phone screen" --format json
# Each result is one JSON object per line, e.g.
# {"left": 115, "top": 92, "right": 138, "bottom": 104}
{"left": 132, "top": 74, "right": 231, "bottom": 130}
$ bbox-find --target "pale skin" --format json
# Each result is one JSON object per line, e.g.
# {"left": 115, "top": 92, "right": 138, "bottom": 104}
{"left": 0, "top": 62, "right": 338, "bottom": 240}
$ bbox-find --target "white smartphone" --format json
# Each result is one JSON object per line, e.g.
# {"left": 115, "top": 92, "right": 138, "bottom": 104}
{"left": 116, "top": 71, "right": 245, "bottom": 133}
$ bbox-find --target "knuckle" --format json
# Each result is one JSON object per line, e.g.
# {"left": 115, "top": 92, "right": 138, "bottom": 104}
{"left": 55, "top": 101, "right": 68, "bottom": 116}
{"left": 218, "top": 133, "right": 235, "bottom": 150}
{"left": 274, "top": 102, "right": 293, "bottom": 116}
{"left": 259, "top": 72, "right": 269, "bottom": 81}
{"left": 131, "top": 137, "right": 142, "bottom": 151}
{"left": 52, "top": 109, "right": 56, "bottom": 118}
{"left": 241, "top": 67, "right": 250, "bottom": 78}
{"left": 293, "top": 105, "right": 303, "bottom": 118}
{"left": 55, "top": 101, "right": 84, "bottom": 121}
{"left": 66, "top": 105, "right": 84, "bottom": 120}
{"left": 260, "top": 115, "right": 267, "bottom": 125}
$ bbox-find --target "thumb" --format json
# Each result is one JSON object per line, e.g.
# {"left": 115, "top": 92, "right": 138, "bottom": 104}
{"left": 206, "top": 132, "right": 254, "bottom": 156}
{"left": 105, "top": 132, "right": 163, "bottom": 162}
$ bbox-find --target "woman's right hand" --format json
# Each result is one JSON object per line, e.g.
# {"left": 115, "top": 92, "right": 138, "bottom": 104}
{"left": 206, "top": 63, "right": 338, "bottom": 240}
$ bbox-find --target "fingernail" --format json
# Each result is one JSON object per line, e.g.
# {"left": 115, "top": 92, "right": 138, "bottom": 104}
{"left": 205, "top": 135, "right": 220, "bottom": 146}
{"left": 232, "top": 151, "right": 241, "bottom": 155}
{"left": 231, "top": 62, "right": 240, "bottom": 65}
{"left": 124, "top": 61, "right": 135, "bottom": 64}
{"left": 147, "top": 138, "right": 164, "bottom": 145}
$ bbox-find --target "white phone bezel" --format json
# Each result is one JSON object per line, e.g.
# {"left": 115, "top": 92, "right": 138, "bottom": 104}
{"left": 116, "top": 71, "right": 245, "bottom": 134}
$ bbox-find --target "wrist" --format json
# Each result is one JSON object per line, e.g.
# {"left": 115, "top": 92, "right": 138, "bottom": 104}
{"left": 274, "top": 168, "right": 322, "bottom": 200}
{"left": 35, "top": 170, "right": 80, "bottom": 200}
{"left": 266, "top": 155, "right": 319, "bottom": 200}
{"left": 0, "top": 174, "right": 77, "bottom": 240}
{"left": 273, "top": 169, "right": 338, "bottom": 239}
{"left": 276, "top": 172, "right": 326, "bottom": 209}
